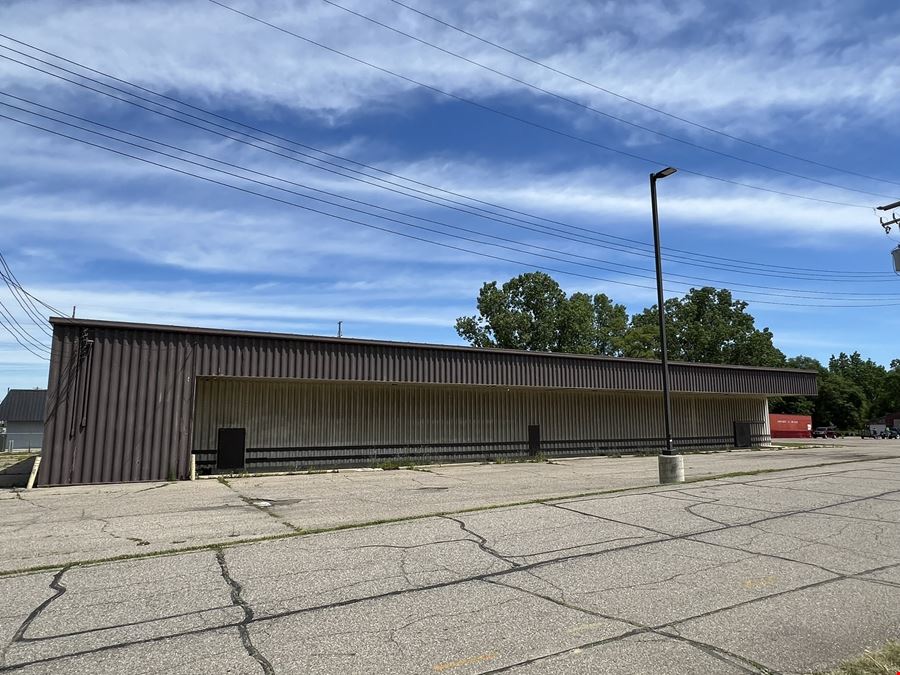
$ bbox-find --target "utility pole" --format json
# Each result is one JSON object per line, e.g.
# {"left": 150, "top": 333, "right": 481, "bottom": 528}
{"left": 877, "top": 200, "right": 900, "bottom": 235}
{"left": 876, "top": 200, "right": 900, "bottom": 274}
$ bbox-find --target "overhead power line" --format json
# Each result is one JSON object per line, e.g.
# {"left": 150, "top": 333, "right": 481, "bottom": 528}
{"left": 386, "top": 0, "right": 900, "bottom": 191}
{"left": 0, "top": 250, "right": 64, "bottom": 361}
{"left": 0, "top": 256, "right": 52, "bottom": 337}
{"left": 0, "top": 262, "right": 65, "bottom": 318}
{"left": 0, "top": 292, "right": 51, "bottom": 358}
{"left": 0, "top": 36, "right": 890, "bottom": 281}
{"left": 320, "top": 0, "right": 893, "bottom": 201}
{"left": 6, "top": 94, "right": 900, "bottom": 301}
{"left": 2, "top": 110, "right": 898, "bottom": 308}
{"left": 0, "top": 311, "right": 49, "bottom": 360}
{"left": 204, "top": 0, "right": 873, "bottom": 210}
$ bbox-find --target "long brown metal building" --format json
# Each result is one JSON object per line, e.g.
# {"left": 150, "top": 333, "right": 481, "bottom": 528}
{"left": 40, "top": 318, "right": 818, "bottom": 486}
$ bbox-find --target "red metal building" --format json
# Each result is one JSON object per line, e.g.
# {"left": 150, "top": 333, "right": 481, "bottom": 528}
{"left": 769, "top": 414, "right": 812, "bottom": 439}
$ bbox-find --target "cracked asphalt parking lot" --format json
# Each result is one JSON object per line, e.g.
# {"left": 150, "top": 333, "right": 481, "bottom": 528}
{"left": 1, "top": 446, "right": 899, "bottom": 673}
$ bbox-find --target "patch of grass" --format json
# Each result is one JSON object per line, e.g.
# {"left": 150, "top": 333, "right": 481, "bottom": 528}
{"left": 488, "top": 454, "right": 549, "bottom": 465}
{"left": 815, "top": 641, "right": 900, "bottom": 675}
{"left": 376, "top": 459, "right": 435, "bottom": 471}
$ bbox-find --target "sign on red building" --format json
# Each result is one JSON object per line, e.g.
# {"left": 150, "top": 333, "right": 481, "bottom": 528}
{"left": 769, "top": 414, "right": 812, "bottom": 439}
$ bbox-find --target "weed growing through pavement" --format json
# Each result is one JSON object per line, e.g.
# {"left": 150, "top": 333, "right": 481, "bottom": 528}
{"left": 815, "top": 641, "right": 900, "bottom": 675}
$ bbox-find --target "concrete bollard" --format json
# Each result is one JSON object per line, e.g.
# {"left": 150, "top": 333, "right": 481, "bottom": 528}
{"left": 658, "top": 453, "right": 684, "bottom": 484}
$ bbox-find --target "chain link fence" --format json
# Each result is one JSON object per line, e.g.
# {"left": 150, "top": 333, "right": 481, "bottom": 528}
{"left": 1, "top": 432, "right": 43, "bottom": 452}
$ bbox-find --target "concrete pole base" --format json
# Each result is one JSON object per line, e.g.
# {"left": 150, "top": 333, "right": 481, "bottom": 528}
{"left": 658, "top": 454, "right": 684, "bottom": 484}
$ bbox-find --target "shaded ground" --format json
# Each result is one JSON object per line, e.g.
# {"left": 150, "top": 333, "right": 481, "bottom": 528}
{"left": 0, "top": 442, "right": 898, "bottom": 673}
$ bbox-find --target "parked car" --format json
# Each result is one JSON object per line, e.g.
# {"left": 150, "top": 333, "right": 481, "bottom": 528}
{"left": 881, "top": 428, "right": 900, "bottom": 439}
{"left": 860, "top": 428, "right": 879, "bottom": 439}
{"left": 812, "top": 427, "right": 838, "bottom": 439}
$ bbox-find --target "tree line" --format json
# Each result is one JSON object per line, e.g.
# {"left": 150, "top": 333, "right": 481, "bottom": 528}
{"left": 455, "top": 272, "right": 900, "bottom": 429}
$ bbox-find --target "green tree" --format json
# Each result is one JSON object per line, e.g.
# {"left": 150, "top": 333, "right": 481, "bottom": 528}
{"left": 455, "top": 272, "right": 628, "bottom": 355}
{"left": 815, "top": 374, "right": 867, "bottom": 429}
{"left": 557, "top": 292, "right": 629, "bottom": 355}
{"left": 623, "top": 287, "right": 785, "bottom": 367}
{"left": 827, "top": 352, "right": 887, "bottom": 418}
{"left": 882, "top": 364, "right": 900, "bottom": 414}
{"left": 769, "top": 355, "right": 823, "bottom": 416}
{"left": 785, "top": 355, "right": 826, "bottom": 373}
{"left": 455, "top": 272, "right": 568, "bottom": 351}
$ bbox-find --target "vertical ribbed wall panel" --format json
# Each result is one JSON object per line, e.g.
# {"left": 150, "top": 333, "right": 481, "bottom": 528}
{"left": 41, "top": 326, "right": 195, "bottom": 485}
{"left": 41, "top": 320, "right": 805, "bottom": 485}
{"left": 192, "top": 378, "right": 769, "bottom": 455}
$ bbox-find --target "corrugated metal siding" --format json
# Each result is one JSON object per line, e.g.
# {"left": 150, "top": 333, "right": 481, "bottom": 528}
{"left": 192, "top": 378, "right": 768, "bottom": 469}
{"left": 42, "top": 326, "right": 198, "bottom": 486}
{"left": 41, "top": 319, "right": 813, "bottom": 485}
{"left": 48, "top": 319, "right": 819, "bottom": 395}
{"left": 194, "top": 378, "right": 767, "bottom": 450}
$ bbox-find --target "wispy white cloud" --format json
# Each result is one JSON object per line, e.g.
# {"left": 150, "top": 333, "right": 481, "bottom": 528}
{"left": 0, "top": 0, "right": 897, "bottom": 131}
{"left": 0, "top": 0, "right": 895, "bottom": 380}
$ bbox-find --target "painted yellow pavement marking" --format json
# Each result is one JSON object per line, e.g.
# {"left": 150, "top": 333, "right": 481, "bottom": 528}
{"left": 742, "top": 575, "right": 778, "bottom": 590}
{"left": 433, "top": 652, "right": 498, "bottom": 671}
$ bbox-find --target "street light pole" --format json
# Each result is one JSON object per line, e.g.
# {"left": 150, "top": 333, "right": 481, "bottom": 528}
{"left": 650, "top": 167, "right": 684, "bottom": 484}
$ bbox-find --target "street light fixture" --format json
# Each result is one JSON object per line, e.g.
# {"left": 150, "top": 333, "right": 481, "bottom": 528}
{"left": 876, "top": 201, "right": 900, "bottom": 271}
{"left": 650, "top": 167, "right": 684, "bottom": 484}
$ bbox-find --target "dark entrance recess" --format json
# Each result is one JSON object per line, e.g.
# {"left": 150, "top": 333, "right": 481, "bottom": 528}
{"left": 528, "top": 425, "right": 541, "bottom": 455}
{"left": 216, "top": 428, "right": 246, "bottom": 471}
{"left": 733, "top": 421, "right": 752, "bottom": 449}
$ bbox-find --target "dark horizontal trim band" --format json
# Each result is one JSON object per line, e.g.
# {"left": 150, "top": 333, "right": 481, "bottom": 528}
{"left": 192, "top": 432, "right": 770, "bottom": 456}
{"left": 193, "top": 433, "right": 771, "bottom": 467}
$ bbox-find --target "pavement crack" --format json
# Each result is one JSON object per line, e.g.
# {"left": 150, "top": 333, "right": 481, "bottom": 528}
{"left": 479, "top": 626, "right": 648, "bottom": 673}
{"left": 485, "top": 577, "right": 646, "bottom": 630}
{"left": 547, "top": 502, "right": 675, "bottom": 537}
{"left": 215, "top": 549, "right": 275, "bottom": 675}
{"left": 514, "top": 534, "right": 654, "bottom": 562}
{"left": 656, "top": 628, "right": 780, "bottom": 674}
{"left": 683, "top": 503, "right": 731, "bottom": 527}
{"left": 11, "top": 491, "right": 46, "bottom": 509}
{"left": 98, "top": 519, "right": 150, "bottom": 547}
{"left": 350, "top": 538, "right": 473, "bottom": 551}
{"left": 133, "top": 483, "right": 171, "bottom": 494}
{"left": 685, "top": 535, "right": 845, "bottom": 578}
{"left": 0, "top": 565, "right": 71, "bottom": 667}
{"left": 217, "top": 479, "right": 301, "bottom": 533}
{"left": 487, "top": 577, "right": 775, "bottom": 675}
{"left": 441, "top": 516, "right": 521, "bottom": 568}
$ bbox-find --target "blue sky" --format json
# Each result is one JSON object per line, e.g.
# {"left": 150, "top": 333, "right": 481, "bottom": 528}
{"left": 1, "top": 0, "right": 898, "bottom": 390}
